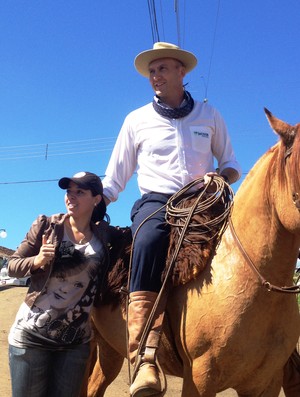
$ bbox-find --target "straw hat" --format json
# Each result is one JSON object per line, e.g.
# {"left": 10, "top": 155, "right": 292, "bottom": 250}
{"left": 134, "top": 42, "right": 198, "bottom": 77}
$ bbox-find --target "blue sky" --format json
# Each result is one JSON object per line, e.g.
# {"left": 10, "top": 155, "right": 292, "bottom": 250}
{"left": 1, "top": 0, "right": 300, "bottom": 250}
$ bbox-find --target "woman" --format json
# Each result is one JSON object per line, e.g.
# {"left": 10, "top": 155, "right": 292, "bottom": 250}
{"left": 8, "top": 171, "right": 109, "bottom": 397}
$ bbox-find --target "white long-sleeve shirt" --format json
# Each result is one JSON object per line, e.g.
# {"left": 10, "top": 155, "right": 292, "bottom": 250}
{"left": 102, "top": 100, "right": 241, "bottom": 202}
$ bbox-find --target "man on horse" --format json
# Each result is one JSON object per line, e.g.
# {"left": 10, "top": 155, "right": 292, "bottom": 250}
{"left": 101, "top": 41, "right": 242, "bottom": 397}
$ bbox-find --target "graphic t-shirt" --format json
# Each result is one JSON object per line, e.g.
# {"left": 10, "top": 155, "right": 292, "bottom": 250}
{"left": 9, "top": 231, "right": 105, "bottom": 349}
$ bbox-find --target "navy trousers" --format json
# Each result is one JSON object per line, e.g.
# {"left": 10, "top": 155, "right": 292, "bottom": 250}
{"left": 130, "top": 193, "right": 171, "bottom": 293}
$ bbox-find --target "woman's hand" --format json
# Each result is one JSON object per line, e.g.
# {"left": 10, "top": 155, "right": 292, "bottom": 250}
{"left": 32, "top": 235, "right": 55, "bottom": 270}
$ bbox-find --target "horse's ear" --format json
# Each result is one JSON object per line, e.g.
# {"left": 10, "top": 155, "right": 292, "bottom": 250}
{"left": 264, "top": 107, "right": 295, "bottom": 145}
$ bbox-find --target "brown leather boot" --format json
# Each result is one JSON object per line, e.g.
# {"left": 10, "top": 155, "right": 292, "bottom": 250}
{"left": 129, "top": 362, "right": 161, "bottom": 397}
{"left": 128, "top": 291, "right": 165, "bottom": 397}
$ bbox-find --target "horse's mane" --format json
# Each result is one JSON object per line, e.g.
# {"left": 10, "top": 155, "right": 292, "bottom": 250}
{"left": 264, "top": 122, "right": 300, "bottom": 199}
{"left": 100, "top": 227, "right": 131, "bottom": 306}
{"left": 289, "top": 124, "right": 300, "bottom": 193}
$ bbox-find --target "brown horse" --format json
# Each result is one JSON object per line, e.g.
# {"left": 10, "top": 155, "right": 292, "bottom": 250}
{"left": 85, "top": 109, "right": 300, "bottom": 397}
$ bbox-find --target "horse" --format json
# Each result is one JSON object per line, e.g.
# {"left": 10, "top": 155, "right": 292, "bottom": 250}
{"left": 84, "top": 108, "right": 300, "bottom": 397}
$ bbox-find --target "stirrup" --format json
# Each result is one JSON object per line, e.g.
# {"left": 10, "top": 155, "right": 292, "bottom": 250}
{"left": 155, "top": 357, "right": 167, "bottom": 396}
{"left": 131, "top": 354, "right": 167, "bottom": 397}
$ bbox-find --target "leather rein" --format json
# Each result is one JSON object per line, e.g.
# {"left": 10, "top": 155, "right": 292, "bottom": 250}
{"left": 229, "top": 219, "right": 300, "bottom": 294}
{"left": 230, "top": 144, "right": 300, "bottom": 294}
{"left": 286, "top": 146, "right": 300, "bottom": 211}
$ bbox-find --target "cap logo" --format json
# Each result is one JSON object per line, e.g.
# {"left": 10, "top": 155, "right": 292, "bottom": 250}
{"left": 73, "top": 172, "right": 86, "bottom": 178}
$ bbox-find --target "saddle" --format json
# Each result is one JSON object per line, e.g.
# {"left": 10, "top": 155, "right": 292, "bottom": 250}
{"left": 99, "top": 177, "right": 233, "bottom": 304}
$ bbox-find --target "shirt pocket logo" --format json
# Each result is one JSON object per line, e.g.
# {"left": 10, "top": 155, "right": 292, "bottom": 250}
{"left": 190, "top": 126, "right": 211, "bottom": 153}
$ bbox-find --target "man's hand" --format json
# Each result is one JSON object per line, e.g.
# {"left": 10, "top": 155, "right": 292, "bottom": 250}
{"left": 204, "top": 172, "right": 230, "bottom": 186}
{"left": 203, "top": 172, "right": 220, "bottom": 185}
{"left": 103, "top": 194, "right": 111, "bottom": 206}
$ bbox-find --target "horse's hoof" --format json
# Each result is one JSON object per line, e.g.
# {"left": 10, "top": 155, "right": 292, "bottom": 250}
{"left": 130, "top": 363, "right": 162, "bottom": 397}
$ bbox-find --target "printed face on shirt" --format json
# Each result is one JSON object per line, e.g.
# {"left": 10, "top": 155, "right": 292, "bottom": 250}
{"left": 45, "top": 270, "right": 91, "bottom": 310}
{"left": 64, "top": 181, "right": 101, "bottom": 219}
{"left": 148, "top": 58, "right": 186, "bottom": 103}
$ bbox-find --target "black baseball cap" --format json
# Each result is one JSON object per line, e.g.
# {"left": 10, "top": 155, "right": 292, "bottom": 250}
{"left": 58, "top": 172, "right": 103, "bottom": 196}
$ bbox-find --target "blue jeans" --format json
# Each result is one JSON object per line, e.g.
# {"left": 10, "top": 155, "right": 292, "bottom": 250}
{"left": 9, "top": 343, "right": 90, "bottom": 397}
{"left": 130, "top": 192, "right": 171, "bottom": 293}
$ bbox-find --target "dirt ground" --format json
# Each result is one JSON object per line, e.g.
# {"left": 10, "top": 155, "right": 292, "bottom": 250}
{"left": 0, "top": 286, "right": 285, "bottom": 397}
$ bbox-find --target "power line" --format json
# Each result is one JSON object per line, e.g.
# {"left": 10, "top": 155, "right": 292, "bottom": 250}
{"left": 174, "top": 0, "right": 181, "bottom": 47}
{"left": 0, "top": 137, "right": 117, "bottom": 161}
{"left": 147, "top": 0, "right": 160, "bottom": 43}
{"left": 158, "top": 0, "right": 165, "bottom": 41}
{"left": 0, "top": 172, "right": 255, "bottom": 187}
{"left": 181, "top": 0, "right": 186, "bottom": 48}
{"left": 0, "top": 178, "right": 62, "bottom": 185}
{"left": 204, "top": 0, "right": 221, "bottom": 101}
{"left": 0, "top": 175, "right": 105, "bottom": 185}
{"left": 0, "top": 128, "right": 273, "bottom": 162}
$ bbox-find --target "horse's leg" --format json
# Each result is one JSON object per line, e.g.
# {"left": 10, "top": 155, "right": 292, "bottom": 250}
{"left": 234, "top": 369, "right": 283, "bottom": 397}
{"left": 181, "top": 376, "right": 204, "bottom": 397}
{"left": 260, "top": 371, "right": 284, "bottom": 397}
{"left": 180, "top": 356, "right": 217, "bottom": 397}
{"left": 87, "top": 331, "right": 125, "bottom": 397}
{"left": 282, "top": 349, "right": 300, "bottom": 397}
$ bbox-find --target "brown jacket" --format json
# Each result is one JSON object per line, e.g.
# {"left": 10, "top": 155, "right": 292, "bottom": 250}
{"left": 8, "top": 213, "right": 110, "bottom": 308}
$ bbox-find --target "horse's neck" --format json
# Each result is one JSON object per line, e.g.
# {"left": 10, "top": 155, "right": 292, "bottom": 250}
{"left": 233, "top": 159, "right": 272, "bottom": 240}
{"left": 230, "top": 158, "right": 297, "bottom": 279}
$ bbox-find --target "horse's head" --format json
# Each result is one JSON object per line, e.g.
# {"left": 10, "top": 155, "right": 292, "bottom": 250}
{"left": 264, "top": 108, "right": 300, "bottom": 233}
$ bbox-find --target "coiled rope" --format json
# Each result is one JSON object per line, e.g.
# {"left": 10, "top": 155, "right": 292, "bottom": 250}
{"left": 165, "top": 175, "right": 234, "bottom": 245}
